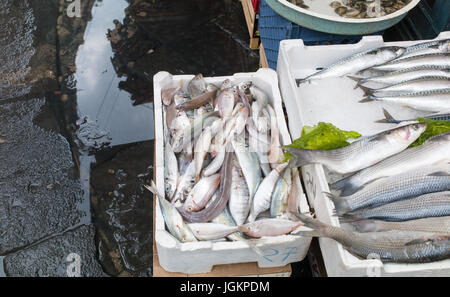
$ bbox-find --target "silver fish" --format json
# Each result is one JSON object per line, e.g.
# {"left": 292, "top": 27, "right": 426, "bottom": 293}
{"left": 229, "top": 158, "right": 251, "bottom": 226}
{"left": 350, "top": 216, "right": 450, "bottom": 234}
{"left": 350, "top": 67, "right": 450, "bottom": 87}
{"left": 238, "top": 218, "right": 303, "bottom": 238}
{"left": 216, "top": 89, "right": 235, "bottom": 119}
{"left": 187, "top": 74, "right": 207, "bottom": 97}
{"left": 270, "top": 168, "right": 292, "bottom": 217}
{"left": 194, "top": 126, "right": 212, "bottom": 181}
{"left": 211, "top": 205, "right": 245, "bottom": 241}
{"left": 188, "top": 223, "right": 239, "bottom": 241}
{"left": 376, "top": 108, "right": 450, "bottom": 124}
{"left": 359, "top": 76, "right": 450, "bottom": 96}
{"left": 292, "top": 212, "right": 450, "bottom": 263}
{"left": 164, "top": 133, "right": 178, "bottom": 200}
{"left": 371, "top": 53, "right": 450, "bottom": 72}
{"left": 400, "top": 38, "right": 450, "bottom": 60}
{"left": 248, "top": 162, "right": 289, "bottom": 222}
{"left": 144, "top": 182, "right": 197, "bottom": 242}
{"left": 284, "top": 123, "right": 427, "bottom": 175}
{"left": 183, "top": 174, "right": 221, "bottom": 212}
{"left": 171, "top": 161, "right": 196, "bottom": 204}
{"left": 331, "top": 132, "right": 450, "bottom": 196}
{"left": 267, "top": 105, "right": 283, "bottom": 168}
{"left": 328, "top": 165, "right": 450, "bottom": 215}
{"left": 296, "top": 46, "right": 406, "bottom": 85}
{"left": 341, "top": 191, "right": 450, "bottom": 222}
{"left": 361, "top": 88, "right": 450, "bottom": 113}
{"left": 232, "top": 137, "right": 262, "bottom": 202}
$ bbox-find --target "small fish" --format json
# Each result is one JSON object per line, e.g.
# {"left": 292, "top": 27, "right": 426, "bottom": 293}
{"left": 331, "top": 132, "right": 450, "bottom": 196}
{"left": 376, "top": 108, "right": 450, "bottom": 124}
{"left": 176, "top": 89, "right": 217, "bottom": 111}
{"left": 341, "top": 191, "right": 450, "bottom": 222}
{"left": 248, "top": 162, "right": 289, "bottom": 222}
{"left": 229, "top": 158, "right": 251, "bottom": 226}
{"left": 187, "top": 74, "right": 207, "bottom": 97}
{"left": 183, "top": 174, "right": 220, "bottom": 212}
{"left": 232, "top": 136, "right": 262, "bottom": 202}
{"left": 361, "top": 88, "right": 450, "bottom": 113}
{"left": 371, "top": 53, "right": 450, "bottom": 72}
{"left": 164, "top": 129, "right": 178, "bottom": 200}
{"left": 161, "top": 86, "right": 181, "bottom": 106}
{"left": 350, "top": 67, "right": 450, "bottom": 88}
{"left": 327, "top": 165, "right": 450, "bottom": 215}
{"left": 359, "top": 76, "right": 450, "bottom": 97}
{"left": 194, "top": 126, "right": 212, "bottom": 181}
{"left": 270, "top": 168, "right": 292, "bottom": 217}
{"left": 171, "top": 161, "right": 196, "bottom": 203}
{"left": 188, "top": 223, "right": 239, "bottom": 241}
{"left": 144, "top": 182, "right": 197, "bottom": 242}
{"left": 291, "top": 212, "right": 450, "bottom": 263}
{"left": 216, "top": 89, "right": 235, "bottom": 119}
{"left": 350, "top": 217, "right": 450, "bottom": 234}
{"left": 238, "top": 218, "right": 303, "bottom": 238}
{"left": 284, "top": 123, "right": 427, "bottom": 175}
{"left": 296, "top": 46, "right": 406, "bottom": 85}
{"left": 266, "top": 105, "right": 283, "bottom": 168}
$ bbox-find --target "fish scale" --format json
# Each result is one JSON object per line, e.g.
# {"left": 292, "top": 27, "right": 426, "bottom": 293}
{"left": 343, "top": 191, "right": 450, "bottom": 222}
{"left": 331, "top": 165, "right": 450, "bottom": 214}
{"left": 371, "top": 53, "right": 450, "bottom": 71}
{"left": 351, "top": 216, "right": 450, "bottom": 234}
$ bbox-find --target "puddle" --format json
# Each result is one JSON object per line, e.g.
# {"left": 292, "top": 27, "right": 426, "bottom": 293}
{"left": 74, "top": 0, "right": 155, "bottom": 147}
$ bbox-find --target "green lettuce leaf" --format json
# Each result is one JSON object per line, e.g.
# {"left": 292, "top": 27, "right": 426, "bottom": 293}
{"left": 410, "top": 118, "right": 450, "bottom": 147}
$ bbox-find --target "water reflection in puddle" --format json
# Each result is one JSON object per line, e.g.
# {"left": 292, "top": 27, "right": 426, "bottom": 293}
{"left": 74, "top": 0, "right": 154, "bottom": 147}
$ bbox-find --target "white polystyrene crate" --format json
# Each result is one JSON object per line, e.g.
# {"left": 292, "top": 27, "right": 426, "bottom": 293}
{"left": 277, "top": 31, "right": 450, "bottom": 277}
{"left": 153, "top": 69, "right": 312, "bottom": 274}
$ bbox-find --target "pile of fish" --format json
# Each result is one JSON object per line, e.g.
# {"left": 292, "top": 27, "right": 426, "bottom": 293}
{"left": 330, "top": 0, "right": 411, "bottom": 19}
{"left": 285, "top": 121, "right": 450, "bottom": 263}
{"left": 297, "top": 38, "right": 450, "bottom": 114}
{"left": 146, "top": 74, "right": 304, "bottom": 245}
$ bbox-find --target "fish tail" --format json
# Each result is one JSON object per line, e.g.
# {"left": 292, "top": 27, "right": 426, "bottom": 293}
{"left": 375, "top": 108, "right": 401, "bottom": 124}
{"left": 296, "top": 78, "right": 306, "bottom": 87}
{"left": 290, "top": 212, "right": 330, "bottom": 238}
{"left": 350, "top": 220, "right": 380, "bottom": 232}
{"left": 358, "top": 85, "right": 374, "bottom": 97}
{"left": 359, "top": 97, "right": 373, "bottom": 103}
{"left": 282, "top": 146, "right": 315, "bottom": 168}
{"left": 338, "top": 212, "right": 364, "bottom": 223}
{"left": 330, "top": 175, "right": 361, "bottom": 197}
{"left": 323, "top": 192, "right": 351, "bottom": 215}
{"left": 347, "top": 75, "right": 362, "bottom": 83}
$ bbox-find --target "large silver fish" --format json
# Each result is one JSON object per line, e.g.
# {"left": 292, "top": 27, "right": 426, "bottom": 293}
{"left": 400, "top": 38, "right": 450, "bottom": 60}
{"left": 270, "top": 168, "right": 292, "bottom": 218}
{"left": 331, "top": 132, "right": 450, "bottom": 196}
{"left": 296, "top": 46, "right": 406, "bottom": 85}
{"left": 359, "top": 76, "right": 450, "bottom": 97}
{"left": 371, "top": 53, "right": 450, "bottom": 72}
{"left": 351, "top": 67, "right": 450, "bottom": 87}
{"left": 376, "top": 108, "right": 450, "bottom": 124}
{"left": 292, "top": 212, "right": 450, "bottom": 263}
{"left": 284, "top": 123, "right": 427, "bottom": 175}
{"left": 328, "top": 165, "right": 450, "bottom": 215}
{"left": 183, "top": 174, "right": 221, "bottom": 212}
{"left": 342, "top": 191, "right": 450, "bottom": 222}
{"left": 350, "top": 216, "right": 450, "bottom": 234}
{"left": 228, "top": 158, "right": 251, "bottom": 226}
{"left": 361, "top": 88, "right": 450, "bottom": 113}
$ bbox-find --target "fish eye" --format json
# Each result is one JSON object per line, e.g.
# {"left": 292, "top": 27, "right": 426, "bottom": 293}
{"left": 413, "top": 123, "right": 420, "bottom": 130}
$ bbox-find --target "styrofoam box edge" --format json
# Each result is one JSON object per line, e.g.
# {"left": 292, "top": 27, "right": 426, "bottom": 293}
{"left": 277, "top": 31, "right": 450, "bottom": 277}
{"left": 153, "top": 69, "right": 312, "bottom": 274}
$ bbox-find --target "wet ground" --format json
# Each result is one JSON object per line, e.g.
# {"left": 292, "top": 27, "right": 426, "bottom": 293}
{"left": 1, "top": 0, "right": 313, "bottom": 277}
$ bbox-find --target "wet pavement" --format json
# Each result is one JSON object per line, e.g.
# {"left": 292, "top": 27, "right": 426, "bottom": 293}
{"left": 0, "top": 0, "right": 292, "bottom": 277}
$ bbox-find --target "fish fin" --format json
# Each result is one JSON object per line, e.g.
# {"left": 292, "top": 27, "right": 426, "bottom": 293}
{"left": 144, "top": 181, "right": 164, "bottom": 200}
{"left": 339, "top": 182, "right": 364, "bottom": 197}
{"left": 338, "top": 212, "right": 365, "bottom": 223}
{"left": 349, "top": 220, "right": 379, "bottom": 232}
{"left": 379, "top": 108, "right": 401, "bottom": 124}
{"left": 296, "top": 78, "right": 306, "bottom": 87}
{"left": 323, "top": 192, "right": 351, "bottom": 215}
{"left": 359, "top": 97, "right": 373, "bottom": 103}
{"left": 329, "top": 174, "right": 355, "bottom": 191}
{"left": 282, "top": 147, "right": 315, "bottom": 168}
{"left": 289, "top": 212, "right": 328, "bottom": 230}
{"left": 347, "top": 75, "right": 363, "bottom": 83}
{"left": 358, "top": 85, "right": 374, "bottom": 96}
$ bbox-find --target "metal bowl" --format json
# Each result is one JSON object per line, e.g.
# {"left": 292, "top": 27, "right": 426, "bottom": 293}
{"left": 265, "top": 0, "right": 422, "bottom": 35}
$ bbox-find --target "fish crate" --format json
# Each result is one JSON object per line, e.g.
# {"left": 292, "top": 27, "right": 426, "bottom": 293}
{"left": 276, "top": 31, "right": 450, "bottom": 277}
{"left": 258, "top": 0, "right": 365, "bottom": 70}
{"left": 153, "top": 69, "right": 312, "bottom": 274}
{"left": 242, "top": 0, "right": 261, "bottom": 50}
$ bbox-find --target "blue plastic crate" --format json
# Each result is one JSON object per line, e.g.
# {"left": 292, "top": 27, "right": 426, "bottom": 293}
{"left": 259, "top": 0, "right": 366, "bottom": 69}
